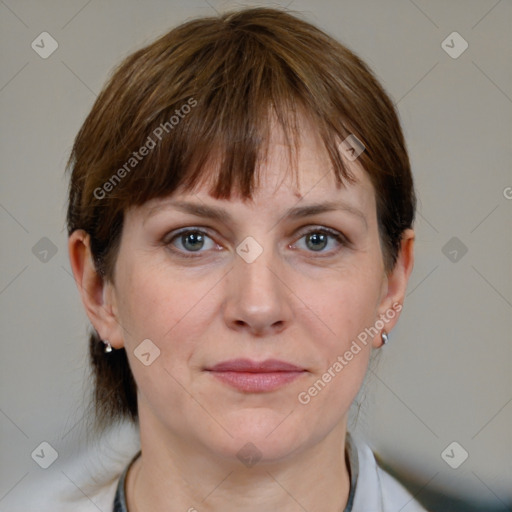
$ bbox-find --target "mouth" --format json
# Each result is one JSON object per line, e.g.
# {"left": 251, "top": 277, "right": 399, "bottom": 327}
{"left": 204, "top": 358, "right": 307, "bottom": 393}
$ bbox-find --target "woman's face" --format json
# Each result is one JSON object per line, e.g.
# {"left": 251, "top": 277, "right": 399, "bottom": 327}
{"left": 96, "top": 120, "right": 413, "bottom": 463}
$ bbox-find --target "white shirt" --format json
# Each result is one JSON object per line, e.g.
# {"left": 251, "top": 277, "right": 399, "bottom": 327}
{"left": 345, "top": 434, "right": 429, "bottom": 511}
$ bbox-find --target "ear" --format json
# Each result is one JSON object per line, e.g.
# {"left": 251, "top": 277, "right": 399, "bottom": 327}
{"left": 372, "top": 228, "right": 415, "bottom": 348}
{"left": 67, "top": 229, "right": 125, "bottom": 349}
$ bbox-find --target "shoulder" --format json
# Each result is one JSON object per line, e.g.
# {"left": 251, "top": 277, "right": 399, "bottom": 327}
{"left": 349, "top": 434, "right": 429, "bottom": 512}
{"left": 8, "top": 468, "right": 120, "bottom": 512}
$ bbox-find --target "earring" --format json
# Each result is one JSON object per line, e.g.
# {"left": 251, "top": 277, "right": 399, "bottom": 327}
{"left": 104, "top": 340, "right": 113, "bottom": 353}
{"left": 381, "top": 331, "right": 389, "bottom": 346}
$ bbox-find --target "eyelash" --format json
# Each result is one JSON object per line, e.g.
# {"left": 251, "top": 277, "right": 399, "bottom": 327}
{"left": 163, "top": 226, "right": 349, "bottom": 259}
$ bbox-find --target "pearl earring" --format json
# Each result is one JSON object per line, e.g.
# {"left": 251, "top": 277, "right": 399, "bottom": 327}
{"left": 104, "top": 340, "right": 113, "bottom": 353}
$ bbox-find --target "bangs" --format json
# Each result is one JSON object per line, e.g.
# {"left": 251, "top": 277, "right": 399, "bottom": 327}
{"left": 92, "top": 17, "right": 361, "bottom": 215}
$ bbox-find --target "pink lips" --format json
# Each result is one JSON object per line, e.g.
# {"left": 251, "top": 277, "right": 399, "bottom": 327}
{"left": 205, "top": 358, "right": 306, "bottom": 393}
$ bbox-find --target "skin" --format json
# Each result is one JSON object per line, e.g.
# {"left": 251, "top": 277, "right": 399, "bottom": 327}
{"left": 69, "top": 115, "right": 414, "bottom": 512}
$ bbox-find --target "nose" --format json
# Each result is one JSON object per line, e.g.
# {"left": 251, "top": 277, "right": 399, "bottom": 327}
{"left": 223, "top": 243, "right": 293, "bottom": 337}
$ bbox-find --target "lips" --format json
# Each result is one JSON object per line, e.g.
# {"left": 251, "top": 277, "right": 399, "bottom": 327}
{"left": 207, "top": 358, "right": 304, "bottom": 373}
{"left": 205, "top": 358, "right": 306, "bottom": 393}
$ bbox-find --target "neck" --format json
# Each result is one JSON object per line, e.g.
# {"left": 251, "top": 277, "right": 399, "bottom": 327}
{"left": 125, "top": 412, "right": 352, "bottom": 512}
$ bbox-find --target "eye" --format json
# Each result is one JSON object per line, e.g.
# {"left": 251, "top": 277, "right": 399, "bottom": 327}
{"left": 165, "top": 229, "right": 220, "bottom": 257}
{"left": 292, "top": 227, "right": 347, "bottom": 254}
{"left": 163, "top": 226, "right": 348, "bottom": 259}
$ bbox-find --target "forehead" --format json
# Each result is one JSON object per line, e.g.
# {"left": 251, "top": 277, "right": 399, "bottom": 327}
{"left": 138, "top": 155, "right": 375, "bottom": 237}
{"left": 193, "top": 112, "right": 373, "bottom": 207}
{"left": 135, "top": 111, "right": 376, "bottom": 221}
{"left": 258, "top": 122, "right": 371, "bottom": 203}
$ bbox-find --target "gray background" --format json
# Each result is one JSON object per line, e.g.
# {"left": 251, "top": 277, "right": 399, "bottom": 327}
{"left": 0, "top": 0, "right": 511, "bottom": 510}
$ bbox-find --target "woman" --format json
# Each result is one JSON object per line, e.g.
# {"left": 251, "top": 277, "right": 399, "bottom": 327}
{"left": 67, "top": 7, "right": 424, "bottom": 511}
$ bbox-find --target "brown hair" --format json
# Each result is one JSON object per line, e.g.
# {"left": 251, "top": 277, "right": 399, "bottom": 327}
{"left": 66, "top": 7, "right": 416, "bottom": 434}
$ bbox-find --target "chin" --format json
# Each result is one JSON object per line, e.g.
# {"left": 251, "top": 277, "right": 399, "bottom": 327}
{"left": 204, "top": 409, "right": 310, "bottom": 464}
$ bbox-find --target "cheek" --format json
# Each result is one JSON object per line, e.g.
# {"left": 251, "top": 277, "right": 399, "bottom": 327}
{"left": 114, "top": 266, "right": 219, "bottom": 422}
{"left": 306, "top": 267, "right": 382, "bottom": 347}
{"left": 296, "top": 348, "right": 371, "bottom": 438}
{"left": 296, "top": 276, "right": 377, "bottom": 395}
{"left": 117, "top": 262, "right": 219, "bottom": 343}
{"left": 114, "top": 262, "right": 226, "bottom": 405}
{"left": 294, "top": 268, "right": 381, "bottom": 410}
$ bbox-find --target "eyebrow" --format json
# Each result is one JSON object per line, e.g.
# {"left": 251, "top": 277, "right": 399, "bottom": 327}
{"left": 144, "top": 199, "right": 368, "bottom": 230}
